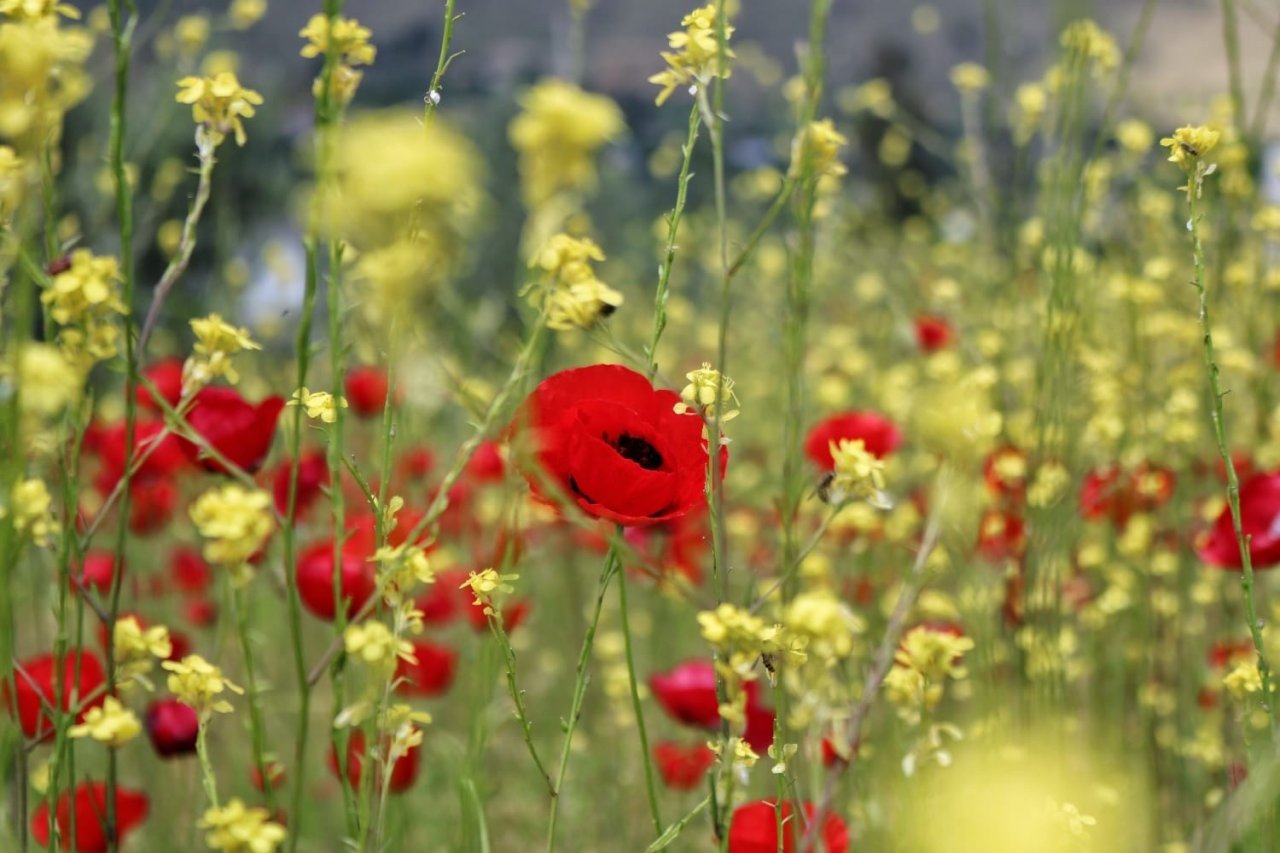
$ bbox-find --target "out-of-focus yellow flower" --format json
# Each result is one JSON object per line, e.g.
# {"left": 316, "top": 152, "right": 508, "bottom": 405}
{"left": 289, "top": 387, "right": 347, "bottom": 424}
{"left": 174, "top": 14, "right": 209, "bottom": 54}
{"left": 1011, "top": 83, "right": 1047, "bottom": 145}
{"left": 299, "top": 13, "right": 375, "bottom": 66}
{"left": 12, "top": 344, "right": 81, "bottom": 418}
{"left": 823, "top": 439, "right": 885, "bottom": 504}
{"left": 0, "top": 17, "right": 92, "bottom": 140}
{"left": 7, "top": 478, "right": 58, "bottom": 546}
{"left": 1115, "top": 119, "right": 1153, "bottom": 155}
{"left": 0, "top": 144, "right": 22, "bottom": 219}
{"left": 175, "top": 72, "right": 263, "bottom": 146}
{"left": 949, "top": 62, "right": 990, "bottom": 93}
{"left": 199, "top": 799, "right": 287, "bottom": 853}
{"left": 344, "top": 622, "right": 415, "bottom": 680}
{"left": 229, "top": 0, "right": 266, "bottom": 30}
{"left": 509, "top": 78, "right": 624, "bottom": 208}
{"left": 189, "top": 484, "right": 275, "bottom": 570}
{"left": 1060, "top": 18, "right": 1119, "bottom": 73}
{"left": 649, "top": 4, "right": 735, "bottom": 106}
{"left": 839, "top": 78, "right": 893, "bottom": 118}
{"left": 163, "top": 654, "right": 243, "bottom": 717}
{"left": 789, "top": 118, "right": 848, "bottom": 179}
{"left": 68, "top": 697, "right": 140, "bottom": 747}
{"left": 1223, "top": 661, "right": 1264, "bottom": 702}
{"left": 0, "top": 0, "right": 79, "bottom": 20}
{"left": 114, "top": 615, "right": 173, "bottom": 686}
{"left": 526, "top": 233, "right": 623, "bottom": 331}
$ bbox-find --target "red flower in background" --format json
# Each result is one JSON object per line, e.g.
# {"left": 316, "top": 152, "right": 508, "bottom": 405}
{"left": 32, "top": 782, "right": 149, "bottom": 853}
{"left": 144, "top": 697, "right": 199, "bottom": 757}
{"left": 463, "top": 595, "right": 531, "bottom": 634}
{"left": 1131, "top": 463, "right": 1176, "bottom": 510}
{"left": 345, "top": 366, "right": 393, "bottom": 418}
{"left": 727, "top": 799, "right": 849, "bottom": 853}
{"left": 514, "top": 364, "right": 722, "bottom": 527}
{"left": 415, "top": 569, "right": 470, "bottom": 627}
{"left": 397, "top": 448, "right": 436, "bottom": 484}
{"left": 394, "top": 641, "right": 458, "bottom": 698}
{"left": 329, "top": 730, "right": 420, "bottom": 793}
{"left": 136, "top": 357, "right": 185, "bottom": 413}
{"left": 5, "top": 650, "right": 107, "bottom": 739}
{"left": 976, "top": 509, "right": 1026, "bottom": 562}
{"left": 982, "top": 446, "right": 1027, "bottom": 501}
{"left": 72, "top": 551, "right": 117, "bottom": 596}
{"left": 181, "top": 387, "right": 284, "bottom": 475}
{"left": 170, "top": 546, "right": 213, "bottom": 596}
{"left": 272, "top": 451, "right": 330, "bottom": 520}
{"left": 1199, "top": 472, "right": 1280, "bottom": 570}
{"left": 653, "top": 742, "right": 715, "bottom": 790}
{"left": 295, "top": 539, "right": 377, "bottom": 622}
{"left": 465, "top": 440, "right": 507, "bottom": 484}
{"left": 92, "top": 419, "right": 188, "bottom": 492}
{"left": 804, "top": 411, "right": 902, "bottom": 470}
{"left": 1079, "top": 466, "right": 1134, "bottom": 526}
{"left": 127, "top": 475, "right": 177, "bottom": 535}
{"left": 914, "top": 314, "right": 953, "bottom": 352}
{"left": 649, "top": 659, "right": 775, "bottom": 750}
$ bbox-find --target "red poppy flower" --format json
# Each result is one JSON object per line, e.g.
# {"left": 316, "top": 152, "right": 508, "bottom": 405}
{"left": 623, "top": 513, "right": 710, "bottom": 586}
{"left": 136, "top": 357, "right": 185, "bottom": 413}
{"left": 32, "top": 782, "right": 149, "bottom": 853}
{"left": 329, "top": 730, "right": 420, "bottom": 793}
{"left": 272, "top": 451, "right": 330, "bottom": 520}
{"left": 976, "top": 509, "right": 1026, "bottom": 562}
{"left": 251, "top": 761, "right": 287, "bottom": 792}
{"left": 394, "top": 641, "right": 457, "bottom": 698}
{"left": 649, "top": 660, "right": 773, "bottom": 749}
{"left": 804, "top": 411, "right": 902, "bottom": 470}
{"left": 127, "top": 475, "right": 177, "bottom": 535}
{"left": 182, "top": 597, "right": 219, "bottom": 627}
{"left": 92, "top": 419, "right": 188, "bottom": 492}
{"left": 180, "top": 387, "right": 284, "bottom": 475}
{"left": 170, "top": 546, "right": 213, "bottom": 596}
{"left": 1199, "top": 472, "right": 1280, "bottom": 570}
{"left": 821, "top": 736, "right": 856, "bottom": 767}
{"left": 1131, "top": 463, "right": 1176, "bottom": 510}
{"left": 144, "top": 697, "right": 199, "bottom": 758}
{"left": 5, "top": 650, "right": 107, "bottom": 739}
{"left": 1208, "top": 639, "right": 1254, "bottom": 670}
{"left": 727, "top": 799, "right": 849, "bottom": 853}
{"left": 167, "top": 630, "right": 194, "bottom": 661}
{"left": 463, "top": 593, "right": 531, "bottom": 634}
{"left": 653, "top": 741, "right": 715, "bottom": 790}
{"left": 914, "top": 314, "right": 953, "bottom": 352}
{"left": 415, "top": 569, "right": 469, "bottom": 627}
{"left": 397, "top": 448, "right": 436, "bottom": 483}
{"left": 1079, "top": 466, "right": 1134, "bottom": 526}
{"left": 345, "top": 366, "right": 393, "bottom": 418}
{"left": 465, "top": 440, "right": 506, "bottom": 484}
{"left": 982, "top": 446, "right": 1027, "bottom": 501}
{"left": 295, "top": 539, "right": 377, "bottom": 622}
{"left": 72, "top": 551, "right": 117, "bottom": 596}
{"left": 743, "top": 698, "right": 776, "bottom": 752}
{"left": 514, "top": 364, "right": 723, "bottom": 527}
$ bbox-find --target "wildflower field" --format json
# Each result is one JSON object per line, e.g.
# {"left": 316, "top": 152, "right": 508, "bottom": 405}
{"left": 10, "top": 0, "right": 1280, "bottom": 850}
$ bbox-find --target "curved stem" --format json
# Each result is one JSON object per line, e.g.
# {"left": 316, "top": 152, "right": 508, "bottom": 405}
{"left": 617, "top": 555, "right": 663, "bottom": 835}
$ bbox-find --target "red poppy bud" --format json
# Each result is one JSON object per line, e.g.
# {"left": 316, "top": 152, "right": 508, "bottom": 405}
{"left": 32, "top": 782, "right": 149, "bottom": 853}
{"left": 144, "top": 697, "right": 199, "bottom": 757}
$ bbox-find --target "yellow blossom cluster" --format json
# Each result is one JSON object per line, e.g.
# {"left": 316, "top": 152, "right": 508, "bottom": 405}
{"left": 7, "top": 477, "right": 58, "bottom": 546}
{"left": 175, "top": 72, "right": 264, "bottom": 147}
{"left": 0, "top": 144, "right": 22, "bottom": 221}
{"left": 184, "top": 313, "right": 261, "bottom": 390}
{"left": 189, "top": 484, "right": 274, "bottom": 572}
{"left": 0, "top": 12, "right": 91, "bottom": 142}
{"left": 289, "top": 387, "right": 347, "bottom": 424}
{"left": 509, "top": 78, "right": 625, "bottom": 208}
{"left": 649, "top": 4, "right": 735, "bottom": 106}
{"left": 884, "top": 626, "right": 975, "bottom": 724}
{"left": 675, "top": 362, "right": 740, "bottom": 423}
{"left": 371, "top": 543, "right": 435, "bottom": 606}
{"left": 1059, "top": 18, "right": 1119, "bottom": 74}
{"left": 789, "top": 119, "right": 849, "bottom": 180}
{"left": 13, "top": 344, "right": 81, "bottom": 420}
{"left": 345, "top": 621, "right": 416, "bottom": 680}
{"left": 68, "top": 696, "right": 140, "bottom": 747}
{"left": 113, "top": 615, "right": 173, "bottom": 688}
{"left": 199, "top": 799, "right": 287, "bottom": 853}
{"left": 41, "top": 248, "right": 126, "bottom": 367}
{"left": 163, "top": 654, "right": 243, "bottom": 717}
{"left": 823, "top": 439, "right": 886, "bottom": 505}
{"left": 527, "top": 233, "right": 623, "bottom": 331}
{"left": 460, "top": 568, "right": 518, "bottom": 615}
{"left": 299, "top": 14, "right": 376, "bottom": 106}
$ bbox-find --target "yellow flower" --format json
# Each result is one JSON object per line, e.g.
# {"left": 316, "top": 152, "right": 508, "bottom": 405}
{"left": 1010, "top": 83, "right": 1047, "bottom": 145}
{"left": 509, "top": 78, "right": 624, "bottom": 207}
{"left": 298, "top": 13, "right": 375, "bottom": 66}
{"left": 949, "top": 62, "right": 990, "bottom": 93}
{"left": 1115, "top": 118, "right": 1153, "bottom": 155}
{"left": 895, "top": 626, "right": 975, "bottom": 682}
{"left": 175, "top": 72, "right": 264, "bottom": 146}
{"left": 189, "top": 484, "right": 275, "bottom": 570}
{"left": 68, "top": 697, "right": 140, "bottom": 747}
{"left": 1160, "top": 125, "right": 1220, "bottom": 171}
{"left": 822, "top": 439, "right": 886, "bottom": 504}
{"left": 114, "top": 615, "right": 173, "bottom": 686}
{"left": 0, "top": 144, "right": 23, "bottom": 220}
{"left": 42, "top": 249, "right": 123, "bottom": 323}
{"left": 0, "top": 0, "right": 80, "bottom": 20}
{"left": 371, "top": 544, "right": 435, "bottom": 604}
{"left": 13, "top": 344, "right": 82, "bottom": 418}
{"left": 163, "top": 654, "right": 243, "bottom": 717}
{"left": 184, "top": 313, "right": 261, "bottom": 389}
{"left": 199, "top": 799, "right": 287, "bottom": 853}
{"left": 527, "top": 233, "right": 623, "bottom": 330}
{"left": 289, "top": 387, "right": 347, "bottom": 424}
{"left": 1223, "top": 661, "right": 1264, "bottom": 702}
{"left": 649, "top": 3, "right": 735, "bottom": 106}
{"left": 675, "top": 363, "right": 740, "bottom": 422}
{"left": 174, "top": 14, "right": 210, "bottom": 55}
{"left": 460, "top": 568, "right": 518, "bottom": 613}
{"left": 789, "top": 118, "right": 848, "bottom": 179}
{"left": 344, "top": 622, "right": 415, "bottom": 682}
{"left": 229, "top": 0, "right": 266, "bottom": 30}
{"left": 7, "top": 478, "right": 58, "bottom": 546}
{"left": 1060, "top": 18, "right": 1119, "bottom": 73}
{"left": 0, "top": 17, "right": 92, "bottom": 140}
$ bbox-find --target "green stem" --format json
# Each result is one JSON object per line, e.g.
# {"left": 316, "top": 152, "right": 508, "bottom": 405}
{"left": 545, "top": 542, "right": 621, "bottom": 853}
{"left": 424, "top": 0, "right": 462, "bottom": 127}
{"left": 229, "top": 581, "right": 275, "bottom": 812}
{"left": 488, "top": 607, "right": 554, "bottom": 794}
{"left": 617, "top": 551, "right": 663, "bottom": 836}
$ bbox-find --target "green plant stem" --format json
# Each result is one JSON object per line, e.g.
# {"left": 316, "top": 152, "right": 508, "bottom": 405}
{"left": 1221, "top": 0, "right": 1249, "bottom": 140}
{"left": 488, "top": 608, "right": 554, "bottom": 795}
{"left": 1251, "top": 7, "right": 1280, "bottom": 141}
{"left": 617, "top": 551, "right": 663, "bottom": 836}
{"left": 1187, "top": 184, "right": 1277, "bottom": 728}
{"left": 646, "top": 102, "right": 701, "bottom": 379}
{"left": 195, "top": 720, "right": 220, "bottom": 810}
{"left": 545, "top": 542, "right": 621, "bottom": 853}
{"left": 424, "top": 0, "right": 462, "bottom": 127}
{"left": 229, "top": 581, "right": 276, "bottom": 812}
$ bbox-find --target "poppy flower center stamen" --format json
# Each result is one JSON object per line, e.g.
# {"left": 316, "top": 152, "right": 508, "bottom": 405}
{"left": 612, "top": 433, "right": 664, "bottom": 470}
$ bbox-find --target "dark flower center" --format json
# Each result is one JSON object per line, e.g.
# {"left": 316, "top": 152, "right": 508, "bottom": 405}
{"left": 612, "top": 433, "right": 664, "bottom": 470}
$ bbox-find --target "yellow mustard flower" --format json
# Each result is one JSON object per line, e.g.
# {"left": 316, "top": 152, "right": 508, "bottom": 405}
{"left": 189, "top": 484, "right": 275, "bottom": 570}
{"left": 199, "top": 798, "right": 287, "bottom": 853}
{"left": 68, "top": 696, "right": 140, "bottom": 747}
{"left": 163, "top": 654, "right": 243, "bottom": 717}
{"left": 175, "top": 72, "right": 264, "bottom": 146}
